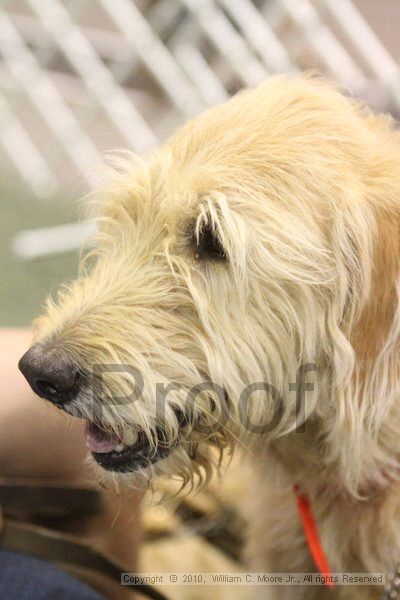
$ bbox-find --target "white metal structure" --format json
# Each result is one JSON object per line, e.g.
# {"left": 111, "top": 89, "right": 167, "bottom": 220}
{"left": 0, "top": 0, "right": 399, "bottom": 257}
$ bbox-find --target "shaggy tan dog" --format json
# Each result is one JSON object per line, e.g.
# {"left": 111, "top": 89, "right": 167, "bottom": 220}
{"left": 19, "top": 75, "right": 400, "bottom": 599}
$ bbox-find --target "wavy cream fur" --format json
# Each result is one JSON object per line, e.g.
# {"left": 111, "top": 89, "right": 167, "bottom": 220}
{"left": 33, "top": 75, "right": 400, "bottom": 598}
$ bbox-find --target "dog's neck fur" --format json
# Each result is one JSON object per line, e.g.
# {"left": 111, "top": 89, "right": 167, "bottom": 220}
{"left": 254, "top": 208, "right": 400, "bottom": 585}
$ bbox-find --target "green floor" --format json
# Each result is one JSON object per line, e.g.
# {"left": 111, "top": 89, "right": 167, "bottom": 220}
{"left": 0, "top": 184, "right": 79, "bottom": 327}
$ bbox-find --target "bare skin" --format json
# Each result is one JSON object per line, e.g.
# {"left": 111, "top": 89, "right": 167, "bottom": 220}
{"left": 0, "top": 328, "right": 142, "bottom": 591}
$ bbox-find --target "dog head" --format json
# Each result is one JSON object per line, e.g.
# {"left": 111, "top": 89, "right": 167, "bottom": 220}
{"left": 19, "top": 76, "right": 400, "bottom": 494}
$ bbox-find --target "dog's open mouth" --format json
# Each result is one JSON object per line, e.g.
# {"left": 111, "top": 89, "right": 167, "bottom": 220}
{"left": 84, "top": 421, "right": 174, "bottom": 473}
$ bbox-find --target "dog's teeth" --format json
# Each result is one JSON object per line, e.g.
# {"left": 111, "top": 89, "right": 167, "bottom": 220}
{"left": 115, "top": 444, "right": 124, "bottom": 453}
{"left": 124, "top": 430, "right": 137, "bottom": 446}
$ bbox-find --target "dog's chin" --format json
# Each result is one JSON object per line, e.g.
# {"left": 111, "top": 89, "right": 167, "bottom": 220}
{"left": 60, "top": 398, "right": 200, "bottom": 474}
{"left": 90, "top": 428, "right": 174, "bottom": 473}
{"left": 83, "top": 415, "right": 183, "bottom": 474}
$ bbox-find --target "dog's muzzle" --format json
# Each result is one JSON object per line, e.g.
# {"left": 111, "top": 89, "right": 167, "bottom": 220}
{"left": 18, "top": 343, "right": 183, "bottom": 473}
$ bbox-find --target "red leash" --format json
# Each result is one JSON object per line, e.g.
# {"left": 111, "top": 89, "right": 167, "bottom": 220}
{"left": 294, "top": 484, "right": 334, "bottom": 588}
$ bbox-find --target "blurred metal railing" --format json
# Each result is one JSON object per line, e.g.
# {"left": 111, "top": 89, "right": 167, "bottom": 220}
{"left": 0, "top": 0, "right": 398, "bottom": 257}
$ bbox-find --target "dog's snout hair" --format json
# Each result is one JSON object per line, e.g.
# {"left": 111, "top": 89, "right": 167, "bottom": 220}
{"left": 29, "top": 75, "right": 400, "bottom": 499}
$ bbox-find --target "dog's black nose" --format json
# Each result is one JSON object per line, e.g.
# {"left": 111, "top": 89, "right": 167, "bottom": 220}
{"left": 18, "top": 345, "right": 80, "bottom": 404}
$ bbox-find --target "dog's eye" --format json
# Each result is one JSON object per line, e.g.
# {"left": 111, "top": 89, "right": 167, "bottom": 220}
{"left": 193, "top": 224, "right": 226, "bottom": 261}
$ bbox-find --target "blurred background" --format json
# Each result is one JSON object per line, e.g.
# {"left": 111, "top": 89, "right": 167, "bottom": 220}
{"left": 1, "top": 0, "right": 400, "bottom": 327}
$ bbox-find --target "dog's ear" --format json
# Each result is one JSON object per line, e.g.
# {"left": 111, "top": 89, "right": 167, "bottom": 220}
{"left": 329, "top": 204, "right": 400, "bottom": 495}
{"left": 350, "top": 210, "right": 400, "bottom": 369}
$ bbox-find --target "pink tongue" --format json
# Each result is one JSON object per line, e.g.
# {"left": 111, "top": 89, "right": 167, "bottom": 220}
{"left": 84, "top": 421, "right": 120, "bottom": 453}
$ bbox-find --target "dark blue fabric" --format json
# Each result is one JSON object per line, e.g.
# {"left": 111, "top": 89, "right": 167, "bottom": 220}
{"left": 0, "top": 549, "right": 105, "bottom": 599}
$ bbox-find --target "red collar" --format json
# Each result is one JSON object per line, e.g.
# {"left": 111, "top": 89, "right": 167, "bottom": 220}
{"left": 294, "top": 484, "right": 334, "bottom": 588}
